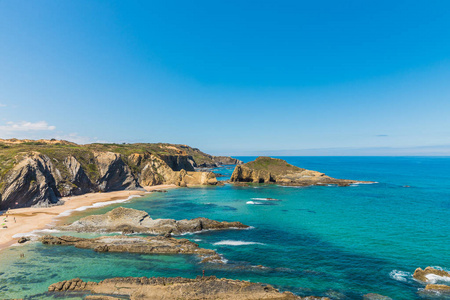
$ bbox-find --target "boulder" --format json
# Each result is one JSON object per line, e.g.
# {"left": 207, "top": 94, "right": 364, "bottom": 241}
{"left": 413, "top": 267, "right": 450, "bottom": 282}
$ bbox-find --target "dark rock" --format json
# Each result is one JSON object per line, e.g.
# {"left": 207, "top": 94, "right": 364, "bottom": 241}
{"left": 17, "top": 237, "right": 30, "bottom": 244}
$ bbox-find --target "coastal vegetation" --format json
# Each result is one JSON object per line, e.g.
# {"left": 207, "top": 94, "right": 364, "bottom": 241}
{"left": 0, "top": 139, "right": 241, "bottom": 210}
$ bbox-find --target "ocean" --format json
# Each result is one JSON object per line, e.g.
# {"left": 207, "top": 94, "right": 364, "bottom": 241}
{"left": 0, "top": 156, "right": 449, "bottom": 299}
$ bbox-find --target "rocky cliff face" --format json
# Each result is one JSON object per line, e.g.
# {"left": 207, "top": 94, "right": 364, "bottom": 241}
{"left": 159, "top": 154, "right": 196, "bottom": 171}
{"left": 230, "top": 157, "right": 371, "bottom": 186}
{"left": 0, "top": 140, "right": 235, "bottom": 210}
{"left": 0, "top": 153, "right": 61, "bottom": 209}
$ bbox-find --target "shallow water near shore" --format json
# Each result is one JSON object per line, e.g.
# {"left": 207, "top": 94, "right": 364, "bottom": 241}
{"left": 0, "top": 157, "right": 449, "bottom": 299}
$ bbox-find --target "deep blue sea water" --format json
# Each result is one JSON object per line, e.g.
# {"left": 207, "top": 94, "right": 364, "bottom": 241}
{"left": 0, "top": 157, "right": 449, "bottom": 299}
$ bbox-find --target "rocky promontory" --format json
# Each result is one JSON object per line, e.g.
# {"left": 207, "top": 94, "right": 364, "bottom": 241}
{"left": 60, "top": 207, "right": 249, "bottom": 234}
{"left": 0, "top": 140, "right": 241, "bottom": 209}
{"left": 230, "top": 157, "right": 370, "bottom": 186}
{"left": 47, "top": 276, "right": 315, "bottom": 299}
{"left": 41, "top": 235, "right": 223, "bottom": 263}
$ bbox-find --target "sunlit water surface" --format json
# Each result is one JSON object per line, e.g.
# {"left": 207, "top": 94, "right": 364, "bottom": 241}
{"left": 1, "top": 157, "right": 449, "bottom": 299}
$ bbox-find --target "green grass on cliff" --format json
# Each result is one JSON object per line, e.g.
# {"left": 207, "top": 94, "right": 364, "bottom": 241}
{"left": 0, "top": 141, "right": 217, "bottom": 184}
{"left": 244, "top": 157, "right": 305, "bottom": 174}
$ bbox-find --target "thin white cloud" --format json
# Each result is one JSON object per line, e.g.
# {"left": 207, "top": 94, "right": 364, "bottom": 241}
{"left": 53, "top": 132, "right": 107, "bottom": 144}
{"left": 0, "top": 121, "right": 56, "bottom": 132}
{"left": 0, "top": 103, "right": 6, "bottom": 107}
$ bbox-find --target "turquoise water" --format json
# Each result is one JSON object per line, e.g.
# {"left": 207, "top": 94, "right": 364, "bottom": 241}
{"left": 1, "top": 157, "right": 449, "bottom": 299}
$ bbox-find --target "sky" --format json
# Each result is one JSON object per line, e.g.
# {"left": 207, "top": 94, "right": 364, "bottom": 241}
{"left": 0, "top": 0, "right": 449, "bottom": 155}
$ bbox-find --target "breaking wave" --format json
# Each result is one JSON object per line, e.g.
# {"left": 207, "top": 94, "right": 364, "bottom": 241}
{"left": 213, "top": 240, "right": 266, "bottom": 246}
{"left": 389, "top": 270, "right": 411, "bottom": 282}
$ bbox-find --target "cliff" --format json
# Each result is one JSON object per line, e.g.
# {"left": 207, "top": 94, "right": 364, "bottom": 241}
{"left": 0, "top": 139, "right": 240, "bottom": 210}
{"left": 230, "top": 157, "right": 371, "bottom": 186}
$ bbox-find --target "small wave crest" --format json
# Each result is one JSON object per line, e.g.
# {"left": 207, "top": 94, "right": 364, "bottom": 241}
{"left": 57, "top": 195, "right": 142, "bottom": 218}
{"left": 246, "top": 201, "right": 260, "bottom": 205}
{"left": 12, "top": 228, "right": 61, "bottom": 239}
{"left": 213, "top": 240, "right": 265, "bottom": 246}
{"left": 251, "top": 198, "right": 280, "bottom": 201}
{"left": 246, "top": 201, "right": 276, "bottom": 205}
{"left": 389, "top": 270, "right": 411, "bottom": 282}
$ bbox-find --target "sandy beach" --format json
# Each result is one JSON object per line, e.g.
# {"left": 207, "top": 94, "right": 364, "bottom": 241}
{"left": 0, "top": 184, "right": 177, "bottom": 252}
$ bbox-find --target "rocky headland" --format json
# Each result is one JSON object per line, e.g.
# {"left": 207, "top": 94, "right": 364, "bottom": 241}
{"left": 0, "top": 139, "right": 241, "bottom": 209}
{"left": 230, "top": 157, "right": 370, "bottom": 186}
{"left": 41, "top": 235, "right": 223, "bottom": 263}
{"left": 59, "top": 207, "right": 249, "bottom": 235}
{"left": 47, "top": 276, "right": 327, "bottom": 300}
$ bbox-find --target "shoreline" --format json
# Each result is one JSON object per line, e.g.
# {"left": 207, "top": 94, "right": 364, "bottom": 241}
{"left": 0, "top": 184, "right": 177, "bottom": 252}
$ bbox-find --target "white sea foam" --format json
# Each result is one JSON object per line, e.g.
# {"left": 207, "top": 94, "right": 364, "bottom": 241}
{"left": 246, "top": 201, "right": 262, "bottom": 205}
{"left": 193, "top": 239, "right": 202, "bottom": 242}
{"left": 351, "top": 181, "right": 379, "bottom": 186}
{"left": 425, "top": 274, "right": 450, "bottom": 284}
{"left": 389, "top": 270, "right": 411, "bottom": 282}
{"left": 57, "top": 195, "right": 142, "bottom": 218}
{"left": 12, "top": 228, "right": 61, "bottom": 239}
{"left": 251, "top": 198, "right": 280, "bottom": 201}
{"left": 213, "top": 240, "right": 265, "bottom": 246}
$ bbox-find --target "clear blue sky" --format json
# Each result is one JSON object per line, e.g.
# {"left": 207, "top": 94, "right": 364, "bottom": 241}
{"left": 0, "top": 1, "right": 449, "bottom": 155}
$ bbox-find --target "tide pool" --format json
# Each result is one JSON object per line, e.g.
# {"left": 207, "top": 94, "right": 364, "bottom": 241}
{"left": 0, "top": 157, "right": 449, "bottom": 299}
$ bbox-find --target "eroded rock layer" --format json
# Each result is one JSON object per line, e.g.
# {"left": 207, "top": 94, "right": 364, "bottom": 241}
{"left": 47, "top": 276, "right": 303, "bottom": 299}
{"left": 40, "top": 235, "right": 222, "bottom": 263}
{"left": 60, "top": 207, "right": 249, "bottom": 235}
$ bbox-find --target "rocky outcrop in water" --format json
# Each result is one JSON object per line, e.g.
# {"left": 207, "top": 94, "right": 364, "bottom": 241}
{"left": 425, "top": 284, "right": 450, "bottom": 291}
{"left": 213, "top": 156, "right": 244, "bottom": 166}
{"left": 413, "top": 267, "right": 450, "bottom": 282}
{"left": 40, "top": 235, "right": 222, "bottom": 263}
{"left": 196, "top": 156, "right": 243, "bottom": 168}
{"left": 48, "top": 276, "right": 302, "bottom": 299}
{"left": 0, "top": 140, "right": 233, "bottom": 209}
{"left": 230, "top": 157, "right": 370, "bottom": 187}
{"left": 60, "top": 207, "right": 249, "bottom": 234}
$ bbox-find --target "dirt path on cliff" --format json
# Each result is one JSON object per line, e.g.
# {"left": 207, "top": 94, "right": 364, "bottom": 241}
{"left": 0, "top": 185, "right": 177, "bottom": 252}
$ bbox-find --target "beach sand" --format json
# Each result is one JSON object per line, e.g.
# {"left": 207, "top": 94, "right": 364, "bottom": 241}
{"left": 0, "top": 184, "right": 177, "bottom": 252}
